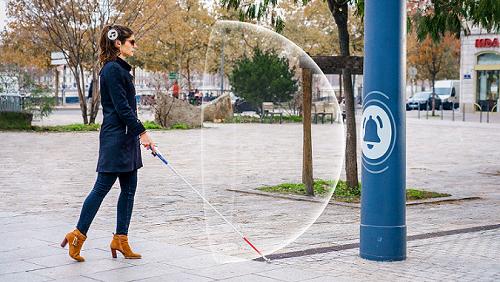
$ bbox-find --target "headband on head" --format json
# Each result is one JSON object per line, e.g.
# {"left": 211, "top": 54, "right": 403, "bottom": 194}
{"left": 107, "top": 28, "right": 118, "bottom": 41}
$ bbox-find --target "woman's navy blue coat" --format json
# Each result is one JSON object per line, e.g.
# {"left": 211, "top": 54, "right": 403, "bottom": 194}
{"left": 97, "top": 57, "right": 146, "bottom": 173}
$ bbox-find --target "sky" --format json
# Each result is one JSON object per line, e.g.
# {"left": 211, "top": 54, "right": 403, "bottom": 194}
{"left": 0, "top": 0, "right": 7, "bottom": 31}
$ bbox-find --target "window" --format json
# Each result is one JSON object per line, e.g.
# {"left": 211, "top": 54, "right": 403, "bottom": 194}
{"left": 477, "top": 53, "right": 500, "bottom": 65}
{"left": 476, "top": 70, "right": 499, "bottom": 110}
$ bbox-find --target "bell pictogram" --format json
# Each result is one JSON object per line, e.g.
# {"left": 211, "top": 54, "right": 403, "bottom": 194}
{"left": 364, "top": 116, "right": 381, "bottom": 149}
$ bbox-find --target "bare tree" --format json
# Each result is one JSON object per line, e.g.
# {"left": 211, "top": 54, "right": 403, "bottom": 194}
{"left": 7, "top": 0, "right": 165, "bottom": 124}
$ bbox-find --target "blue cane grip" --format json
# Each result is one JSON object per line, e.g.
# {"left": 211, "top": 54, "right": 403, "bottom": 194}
{"left": 157, "top": 153, "right": 169, "bottom": 165}
{"left": 153, "top": 150, "right": 168, "bottom": 165}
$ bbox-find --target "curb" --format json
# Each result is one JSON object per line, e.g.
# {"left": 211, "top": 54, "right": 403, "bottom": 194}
{"left": 226, "top": 188, "right": 481, "bottom": 208}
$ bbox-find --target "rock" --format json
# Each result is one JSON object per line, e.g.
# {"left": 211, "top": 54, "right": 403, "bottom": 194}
{"left": 202, "top": 93, "right": 233, "bottom": 122}
{"left": 153, "top": 93, "right": 233, "bottom": 128}
{"left": 154, "top": 95, "right": 201, "bottom": 128}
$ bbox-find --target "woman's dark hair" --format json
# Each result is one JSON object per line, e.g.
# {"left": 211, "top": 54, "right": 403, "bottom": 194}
{"left": 99, "top": 24, "right": 134, "bottom": 65}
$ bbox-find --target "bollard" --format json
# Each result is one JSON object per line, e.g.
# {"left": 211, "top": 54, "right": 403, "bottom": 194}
{"left": 487, "top": 103, "right": 490, "bottom": 123}
{"left": 463, "top": 104, "right": 465, "bottom": 122}
{"left": 441, "top": 106, "right": 443, "bottom": 120}
{"left": 452, "top": 103, "right": 455, "bottom": 121}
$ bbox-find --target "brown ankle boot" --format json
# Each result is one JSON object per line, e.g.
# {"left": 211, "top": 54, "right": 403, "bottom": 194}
{"left": 61, "top": 229, "right": 87, "bottom": 262}
{"left": 110, "top": 234, "right": 141, "bottom": 259}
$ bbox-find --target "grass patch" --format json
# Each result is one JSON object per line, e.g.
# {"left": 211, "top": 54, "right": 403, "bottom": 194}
{"left": 258, "top": 179, "right": 334, "bottom": 197}
{"left": 143, "top": 120, "right": 163, "bottom": 130}
{"left": 406, "top": 189, "right": 450, "bottom": 200}
{"left": 257, "top": 179, "right": 450, "bottom": 203}
{"left": 32, "top": 123, "right": 100, "bottom": 132}
{"left": 282, "top": 115, "right": 303, "bottom": 122}
{"left": 170, "top": 123, "right": 190, "bottom": 129}
{"left": 1, "top": 120, "right": 194, "bottom": 132}
{"left": 226, "top": 115, "right": 261, "bottom": 123}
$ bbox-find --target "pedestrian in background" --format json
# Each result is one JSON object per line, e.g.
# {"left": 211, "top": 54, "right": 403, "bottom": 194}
{"left": 172, "top": 80, "right": 180, "bottom": 99}
{"left": 87, "top": 79, "right": 94, "bottom": 116}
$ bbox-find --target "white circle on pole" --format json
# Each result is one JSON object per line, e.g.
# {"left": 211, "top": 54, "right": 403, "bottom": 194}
{"left": 361, "top": 105, "right": 392, "bottom": 160}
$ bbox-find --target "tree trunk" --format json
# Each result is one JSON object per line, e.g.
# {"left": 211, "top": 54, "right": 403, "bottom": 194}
{"left": 339, "top": 73, "right": 343, "bottom": 99}
{"left": 328, "top": 0, "right": 359, "bottom": 190}
{"left": 72, "top": 64, "right": 88, "bottom": 124}
{"left": 431, "top": 75, "right": 436, "bottom": 116}
{"left": 89, "top": 65, "right": 100, "bottom": 124}
{"left": 342, "top": 68, "right": 358, "bottom": 189}
{"left": 187, "top": 58, "right": 192, "bottom": 91}
{"left": 302, "top": 68, "right": 314, "bottom": 196}
{"left": 54, "top": 67, "right": 59, "bottom": 106}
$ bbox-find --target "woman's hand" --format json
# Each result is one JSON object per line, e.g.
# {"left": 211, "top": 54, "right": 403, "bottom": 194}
{"left": 139, "top": 131, "right": 156, "bottom": 152}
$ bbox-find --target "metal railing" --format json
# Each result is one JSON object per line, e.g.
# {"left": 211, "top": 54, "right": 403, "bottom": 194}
{"left": 0, "top": 95, "right": 23, "bottom": 112}
{"left": 412, "top": 102, "right": 498, "bottom": 123}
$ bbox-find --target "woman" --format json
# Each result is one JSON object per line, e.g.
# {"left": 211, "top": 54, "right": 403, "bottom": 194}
{"left": 61, "top": 24, "right": 155, "bottom": 262}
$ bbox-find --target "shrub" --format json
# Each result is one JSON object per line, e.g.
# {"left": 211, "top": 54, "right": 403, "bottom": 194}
{"left": 0, "top": 111, "right": 33, "bottom": 130}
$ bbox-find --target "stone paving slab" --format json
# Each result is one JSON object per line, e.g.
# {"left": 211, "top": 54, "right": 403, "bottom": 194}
{"left": 0, "top": 260, "right": 45, "bottom": 275}
{"left": 136, "top": 272, "right": 215, "bottom": 282}
{"left": 85, "top": 262, "right": 184, "bottom": 282}
{"left": 182, "top": 260, "right": 281, "bottom": 280}
{"left": 0, "top": 245, "right": 62, "bottom": 265}
{"left": 0, "top": 271, "right": 53, "bottom": 282}
{"left": 257, "top": 268, "right": 323, "bottom": 281}
{"left": 272, "top": 229, "right": 500, "bottom": 281}
{"left": 26, "top": 258, "right": 132, "bottom": 279}
{"left": 51, "top": 275, "right": 103, "bottom": 282}
{"left": 217, "top": 274, "right": 283, "bottom": 282}
{"left": 161, "top": 253, "right": 238, "bottom": 270}
{"left": 24, "top": 249, "right": 111, "bottom": 268}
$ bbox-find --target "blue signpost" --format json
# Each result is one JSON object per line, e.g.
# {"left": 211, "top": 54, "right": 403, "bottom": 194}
{"left": 360, "top": 0, "right": 406, "bottom": 261}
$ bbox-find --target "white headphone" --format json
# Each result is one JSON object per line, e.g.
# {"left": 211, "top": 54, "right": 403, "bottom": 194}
{"left": 107, "top": 28, "right": 118, "bottom": 41}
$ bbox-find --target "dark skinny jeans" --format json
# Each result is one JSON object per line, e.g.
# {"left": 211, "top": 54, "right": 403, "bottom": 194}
{"left": 76, "top": 170, "right": 138, "bottom": 235}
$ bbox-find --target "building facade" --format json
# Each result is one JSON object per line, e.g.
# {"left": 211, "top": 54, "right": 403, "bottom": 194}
{"left": 460, "top": 27, "right": 500, "bottom": 112}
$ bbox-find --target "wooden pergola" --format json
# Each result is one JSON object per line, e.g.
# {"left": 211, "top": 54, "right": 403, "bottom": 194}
{"left": 299, "top": 55, "right": 364, "bottom": 195}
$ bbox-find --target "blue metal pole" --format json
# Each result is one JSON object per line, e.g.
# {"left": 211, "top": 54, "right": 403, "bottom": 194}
{"left": 360, "top": 0, "right": 406, "bottom": 261}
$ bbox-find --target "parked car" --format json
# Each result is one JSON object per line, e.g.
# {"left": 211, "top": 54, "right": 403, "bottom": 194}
{"left": 406, "top": 91, "right": 442, "bottom": 111}
{"left": 233, "top": 98, "right": 261, "bottom": 114}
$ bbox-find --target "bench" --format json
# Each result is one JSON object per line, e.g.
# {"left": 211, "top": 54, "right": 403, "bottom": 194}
{"left": 261, "top": 102, "right": 283, "bottom": 124}
{"left": 312, "top": 101, "right": 335, "bottom": 124}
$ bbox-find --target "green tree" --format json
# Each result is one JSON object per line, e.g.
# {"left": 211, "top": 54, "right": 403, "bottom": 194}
{"left": 221, "top": 0, "right": 363, "bottom": 191}
{"left": 414, "top": 0, "right": 500, "bottom": 41}
{"left": 137, "top": 0, "right": 213, "bottom": 90}
{"left": 229, "top": 48, "right": 298, "bottom": 112}
{"left": 410, "top": 0, "right": 499, "bottom": 114}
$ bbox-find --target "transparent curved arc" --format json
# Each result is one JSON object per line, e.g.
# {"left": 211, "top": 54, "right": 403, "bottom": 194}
{"left": 200, "top": 20, "right": 346, "bottom": 261}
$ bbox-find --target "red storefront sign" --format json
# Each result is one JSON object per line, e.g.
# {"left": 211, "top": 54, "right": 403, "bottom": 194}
{"left": 476, "top": 38, "right": 500, "bottom": 48}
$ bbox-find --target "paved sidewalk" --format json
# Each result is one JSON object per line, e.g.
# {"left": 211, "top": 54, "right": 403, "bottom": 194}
{"left": 2, "top": 111, "right": 500, "bottom": 281}
{"left": 1, "top": 213, "right": 498, "bottom": 281}
{"left": 273, "top": 229, "right": 500, "bottom": 281}
{"left": 0, "top": 213, "right": 310, "bottom": 282}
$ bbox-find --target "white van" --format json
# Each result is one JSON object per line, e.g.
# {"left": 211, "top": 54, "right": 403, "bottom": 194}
{"left": 434, "top": 80, "right": 460, "bottom": 110}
